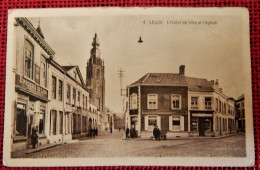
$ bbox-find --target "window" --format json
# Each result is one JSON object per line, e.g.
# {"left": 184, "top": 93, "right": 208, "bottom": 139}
{"left": 83, "top": 95, "right": 85, "bottom": 110}
{"left": 65, "top": 112, "right": 70, "bottom": 134}
{"left": 34, "top": 65, "right": 40, "bottom": 84}
{"left": 96, "top": 69, "right": 100, "bottom": 79}
{"left": 191, "top": 97, "right": 198, "bottom": 109}
{"left": 24, "top": 39, "right": 34, "bottom": 79}
{"left": 191, "top": 117, "right": 198, "bottom": 131}
{"left": 40, "top": 56, "right": 47, "bottom": 87}
{"left": 172, "top": 116, "right": 181, "bottom": 131}
{"left": 15, "top": 104, "right": 27, "bottom": 137}
{"left": 148, "top": 116, "right": 157, "bottom": 131}
{"left": 51, "top": 76, "right": 57, "bottom": 99}
{"left": 219, "top": 100, "right": 222, "bottom": 112}
{"left": 130, "top": 93, "right": 138, "bottom": 110}
{"left": 223, "top": 103, "right": 226, "bottom": 113}
{"left": 59, "top": 111, "right": 63, "bottom": 134}
{"left": 171, "top": 94, "right": 181, "bottom": 109}
{"left": 51, "top": 110, "right": 57, "bottom": 135}
{"left": 73, "top": 88, "right": 76, "bottom": 105}
{"left": 58, "top": 80, "right": 63, "bottom": 101}
{"left": 147, "top": 94, "right": 158, "bottom": 109}
{"left": 39, "top": 109, "right": 45, "bottom": 135}
{"left": 215, "top": 99, "right": 218, "bottom": 111}
{"left": 205, "top": 97, "right": 212, "bottom": 109}
{"left": 85, "top": 96, "right": 88, "bottom": 110}
{"left": 67, "top": 84, "right": 71, "bottom": 104}
{"left": 78, "top": 91, "right": 81, "bottom": 105}
{"left": 205, "top": 118, "right": 211, "bottom": 132}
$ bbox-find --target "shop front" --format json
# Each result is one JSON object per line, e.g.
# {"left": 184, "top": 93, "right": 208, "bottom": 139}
{"left": 13, "top": 74, "right": 48, "bottom": 152}
{"left": 190, "top": 112, "right": 213, "bottom": 137}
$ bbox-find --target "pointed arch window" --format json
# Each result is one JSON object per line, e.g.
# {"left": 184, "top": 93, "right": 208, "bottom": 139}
{"left": 96, "top": 69, "right": 100, "bottom": 79}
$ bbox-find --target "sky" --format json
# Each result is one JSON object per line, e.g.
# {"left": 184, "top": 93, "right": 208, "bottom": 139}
{"left": 28, "top": 14, "right": 246, "bottom": 113}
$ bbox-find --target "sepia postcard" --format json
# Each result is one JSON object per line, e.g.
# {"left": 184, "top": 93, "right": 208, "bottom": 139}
{"left": 3, "top": 7, "right": 254, "bottom": 167}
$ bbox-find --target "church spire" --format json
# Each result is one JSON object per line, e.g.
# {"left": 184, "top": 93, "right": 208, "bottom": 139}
{"left": 90, "top": 33, "right": 101, "bottom": 59}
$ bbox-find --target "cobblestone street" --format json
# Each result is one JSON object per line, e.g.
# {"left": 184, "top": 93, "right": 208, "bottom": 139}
{"left": 17, "top": 131, "right": 246, "bottom": 158}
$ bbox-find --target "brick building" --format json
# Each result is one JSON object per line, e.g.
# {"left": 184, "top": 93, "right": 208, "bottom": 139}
{"left": 127, "top": 65, "right": 237, "bottom": 138}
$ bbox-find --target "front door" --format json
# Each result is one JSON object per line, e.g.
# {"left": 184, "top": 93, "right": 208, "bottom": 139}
{"left": 27, "top": 115, "right": 33, "bottom": 146}
{"left": 198, "top": 118, "right": 205, "bottom": 136}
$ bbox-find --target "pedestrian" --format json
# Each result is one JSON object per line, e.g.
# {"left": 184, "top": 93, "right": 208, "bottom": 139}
{"left": 130, "top": 126, "right": 134, "bottom": 138}
{"left": 110, "top": 127, "right": 112, "bottom": 133}
{"left": 157, "top": 126, "right": 161, "bottom": 141}
{"left": 96, "top": 128, "right": 99, "bottom": 136}
{"left": 31, "top": 127, "right": 38, "bottom": 148}
{"left": 126, "top": 127, "right": 130, "bottom": 139}
{"left": 153, "top": 125, "right": 157, "bottom": 140}
{"left": 89, "top": 126, "right": 92, "bottom": 137}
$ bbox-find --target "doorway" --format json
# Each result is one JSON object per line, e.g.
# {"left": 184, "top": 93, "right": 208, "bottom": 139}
{"left": 198, "top": 118, "right": 205, "bottom": 136}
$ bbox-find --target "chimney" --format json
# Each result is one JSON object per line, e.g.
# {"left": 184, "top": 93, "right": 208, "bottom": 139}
{"left": 179, "top": 65, "right": 185, "bottom": 76}
{"left": 214, "top": 79, "right": 219, "bottom": 90}
{"left": 210, "top": 80, "right": 215, "bottom": 86}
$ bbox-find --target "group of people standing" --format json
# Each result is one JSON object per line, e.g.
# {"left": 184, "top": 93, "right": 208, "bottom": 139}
{"left": 88, "top": 126, "right": 99, "bottom": 137}
{"left": 125, "top": 127, "right": 136, "bottom": 139}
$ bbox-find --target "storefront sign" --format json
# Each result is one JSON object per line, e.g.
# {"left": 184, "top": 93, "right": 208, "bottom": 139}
{"left": 15, "top": 74, "right": 48, "bottom": 101}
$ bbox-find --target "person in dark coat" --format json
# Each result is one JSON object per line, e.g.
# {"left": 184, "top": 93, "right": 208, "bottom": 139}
{"left": 126, "top": 127, "right": 130, "bottom": 139}
{"left": 153, "top": 125, "right": 158, "bottom": 140}
{"left": 130, "top": 127, "right": 135, "bottom": 138}
{"left": 31, "top": 128, "right": 38, "bottom": 148}
{"left": 153, "top": 125, "right": 160, "bottom": 141}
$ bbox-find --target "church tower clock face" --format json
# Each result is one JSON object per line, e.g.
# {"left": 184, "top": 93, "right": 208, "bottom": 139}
{"left": 86, "top": 33, "right": 105, "bottom": 112}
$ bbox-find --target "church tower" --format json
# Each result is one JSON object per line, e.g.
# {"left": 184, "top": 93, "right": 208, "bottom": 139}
{"left": 86, "top": 33, "right": 105, "bottom": 113}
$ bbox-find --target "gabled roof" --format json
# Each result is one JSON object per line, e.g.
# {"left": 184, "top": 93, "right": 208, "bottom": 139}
{"left": 62, "top": 65, "right": 85, "bottom": 86}
{"left": 129, "top": 73, "right": 214, "bottom": 92}
{"left": 62, "top": 65, "right": 76, "bottom": 71}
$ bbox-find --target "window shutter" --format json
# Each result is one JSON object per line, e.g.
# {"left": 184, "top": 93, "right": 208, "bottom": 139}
{"left": 169, "top": 115, "right": 172, "bottom": 131}
{"left": 157, "top": 116, "right": 161, "bottom": 130}
{"left": 180, "top": 116, "right": 184, "bottom": 131}
{"left": 145, "top": 116, "right": 148, "bottom": 131}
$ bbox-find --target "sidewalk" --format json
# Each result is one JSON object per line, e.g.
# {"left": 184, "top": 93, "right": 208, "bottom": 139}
{"left": 11, "top": 142, "right": 63, "bottom": 158}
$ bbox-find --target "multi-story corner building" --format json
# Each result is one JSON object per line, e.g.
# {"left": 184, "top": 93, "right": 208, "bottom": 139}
{"left": 188, "top": 78, "right": 236, "bottom": 137}
{"left": 127, "top": 65, "right": 237, "bottom": 138}
{"left": 11, "top": 18, "right": 55, "bottom": 151}
{"left": 127, "top": 66, "right": 189, "bottom": 138}
{"left": 236, "top": 94, "right": 245, "bottom": 132}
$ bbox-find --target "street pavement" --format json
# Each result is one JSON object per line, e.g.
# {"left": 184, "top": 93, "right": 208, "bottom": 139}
{"left": 16, "top": 131, "right": 246, "bottom": 158}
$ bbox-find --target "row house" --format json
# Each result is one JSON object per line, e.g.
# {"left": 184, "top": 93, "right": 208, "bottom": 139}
{"left": 11, "top": 17, "right": 97, "bottom": 152}
{"left": 127, "top": 65, "right": 237, "bottom": 138}
{"left": 236, "top": 94, "right": 245, "bottom": 132}
{"left": 12, "top": 18, "right": 55, "bottom": 151}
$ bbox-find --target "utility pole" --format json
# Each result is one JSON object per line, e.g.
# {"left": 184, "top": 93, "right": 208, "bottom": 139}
{"left": 118, "top": 68, "right": 125, "bottom": 96}
{"left": 118, "top": 68, "right": 127, "bottom": 112}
